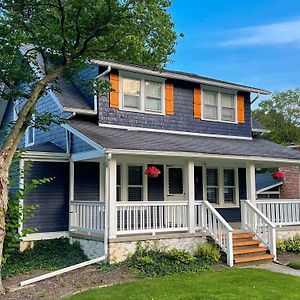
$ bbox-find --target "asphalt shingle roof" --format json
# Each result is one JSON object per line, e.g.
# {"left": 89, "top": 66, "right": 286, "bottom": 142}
{"left": 256, "top": 172, "right": 283, "bottom": 191}
{"left": 68, "top": 119, "right": 300, "bottom": 161}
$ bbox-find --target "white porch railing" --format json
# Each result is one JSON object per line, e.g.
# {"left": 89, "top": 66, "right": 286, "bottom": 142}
{"left": 241, "top": 200, "right": 276, "bottom": 259}
{"left": 70, "top": 201, "right": 105, "bottom": 233}
{"left": 116, "top": 201, "right": 188, "bottom": 235}
{"left": 199, "top": 201, "right": 234, "bottom": 267}
{"left": 256, "top": 199, "right": 300, "bottom": 226}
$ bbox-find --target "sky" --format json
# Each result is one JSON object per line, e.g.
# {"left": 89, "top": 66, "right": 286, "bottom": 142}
{"left": 168, "top": 0, "right": 300, "bottom": 102}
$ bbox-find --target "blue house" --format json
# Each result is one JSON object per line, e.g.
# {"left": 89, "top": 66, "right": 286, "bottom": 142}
{"left": 1, "top": 59, "right": 300, "bottom": 266}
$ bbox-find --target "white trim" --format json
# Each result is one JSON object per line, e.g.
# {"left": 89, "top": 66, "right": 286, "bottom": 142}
{"left": 69, "top": 160, "right": 74, "bottom": 231}
{"left": 25, "top": 114, "right": 35, "bottom": 147}
{"left": 119, "top": 72, "right": 165, "bottom": 115}
{"left": 98, "top": 123, "right": 253, "bottom": 141}
{"left": 71, "top": 150, "right": 104, "bottom": 161}
{"left": 201, "top": 86, "right": 238, "bottom": 124}
{"left": 107, "top": 148, "right": 300, "bottom": 165}
{"left": 18, "top": 159, "right": 25, "bottom": 236}
{"left": 63, "top": 107, "right": 97, "bottom": 115}
{"left": 21, "top": 152, "right": 69, "bottom": 162}
{"left": 63, "top": 124, "right": 105, "bottom": 153}
{"left": 256, "top": 181, "right": 283, "bottom": 194}
{"left": 92, "top": 60, "right": 270, "bottom": 95}
{"left": 252, "top": 128, "right": 271, "bottom": 134}
{"left": 22, "top": 231, "right": 68, "bottom": 241}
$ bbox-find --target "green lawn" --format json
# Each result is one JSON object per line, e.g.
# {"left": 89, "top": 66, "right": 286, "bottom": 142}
{"left": 66, "top": 268, "right": 300, "bottom": 300}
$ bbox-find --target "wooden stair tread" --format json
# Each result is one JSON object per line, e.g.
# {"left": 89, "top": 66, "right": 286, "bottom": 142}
{"left": 233, "top": 247, "right": 268, "bottom": 255}
{"left": 233, "top": 240, "right": 260, "bottom": 247}
{"left": 234, "top": 254, "right": 274, "bottom": 264}
{"left": 232, "top": 233, "right": 255, "bottom": 239}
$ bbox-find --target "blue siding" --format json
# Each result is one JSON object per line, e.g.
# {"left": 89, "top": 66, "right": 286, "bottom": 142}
{"left": 71, "top": 133, "right": 94, "bottom": 153}
{"left": 98, "top": 74, "right": 252, "bottom": 138}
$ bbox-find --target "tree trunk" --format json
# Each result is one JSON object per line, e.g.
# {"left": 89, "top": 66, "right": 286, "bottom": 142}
{"left": 0, "top": 154, "right": 8, "bottom": 294}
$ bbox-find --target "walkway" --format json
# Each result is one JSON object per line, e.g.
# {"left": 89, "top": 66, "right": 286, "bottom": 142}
{"left": 253, "top": 263, "right": 300, "bottom": 277}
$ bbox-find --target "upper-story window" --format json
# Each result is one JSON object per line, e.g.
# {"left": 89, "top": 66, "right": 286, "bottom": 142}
{"left": 121, "top": 72, "right": 164, "bottom": 114}
{"left": 203, "top": 88, "right": 237, "bottom": 123}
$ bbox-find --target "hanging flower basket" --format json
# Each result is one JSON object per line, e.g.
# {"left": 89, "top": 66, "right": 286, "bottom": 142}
{"left": 144, "top": 166, "right": 161, "bottom": 178}
{"left": 272, "top": 171, "right": 285, "bottom": 180}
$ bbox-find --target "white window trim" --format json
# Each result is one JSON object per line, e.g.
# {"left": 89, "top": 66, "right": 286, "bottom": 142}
{"left": 165, "top": 165, "right": 185, "bottom": 200}
{"left": 25, "top": 114, "right": 35, "bottom": 147}
{"left": 126, "top": 164, "right": 145, "bottom": 201}
{"left": 119, "top": 71, "right": 165, "bottom": 116}
{"left": 201, "top": 85, "right": 238, "bottom": 124}
{"left": 204, "top": 166, "right": 239, "bottom": 208}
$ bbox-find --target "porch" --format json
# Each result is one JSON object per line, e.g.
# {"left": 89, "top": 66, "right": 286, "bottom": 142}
{"left": 68, "top": 152, "right": 300, "bottom": 266}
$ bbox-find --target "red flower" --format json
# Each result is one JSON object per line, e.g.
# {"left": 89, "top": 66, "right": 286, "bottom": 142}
{"left": 144, "top": 166, "right": 161, "bottom": 177}
{"left": 272, "top": 171, "right": 285, "bottom": 180}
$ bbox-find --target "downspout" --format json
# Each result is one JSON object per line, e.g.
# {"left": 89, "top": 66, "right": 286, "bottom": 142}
{"left": 19, "top": 153, "right": 111, "bottom": 287}
{"left": 250, "top": 93, "right": 260, "bottom": 105}
{"left": 93, "top": 65, "right": 112, "bottom": 113}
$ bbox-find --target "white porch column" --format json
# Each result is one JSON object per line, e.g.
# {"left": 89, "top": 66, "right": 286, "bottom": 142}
{"left": 69, "top": 160, "right": 74, "bottom": 231}
{"left": 106, "top": 155, "right": 117, "bottom": 239}
{"left": 186, "top": 160, "right": 195, "bottom": 233}
{"left": 246, "top": 162, "right": 256, "bottom": 203}
{"left": 298, "top": 166, "right": 300, "bottom": 200}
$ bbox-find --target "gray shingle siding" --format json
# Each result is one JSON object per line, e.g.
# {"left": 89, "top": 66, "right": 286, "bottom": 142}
{"left": 98, "top": 78, "right": 252, "bottom": 137}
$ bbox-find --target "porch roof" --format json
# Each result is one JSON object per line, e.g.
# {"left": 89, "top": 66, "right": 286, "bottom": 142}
{"left": 68, "top": 119, "right": 300, "bottom": 162}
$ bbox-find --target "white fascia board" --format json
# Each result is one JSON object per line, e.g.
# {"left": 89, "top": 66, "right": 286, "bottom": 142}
{"left": 22, "top": 231, "right": 68, "bottom": 241}
{"left": 252, "top": 128, "right": 271, "bottom": 134}
{"left": 106, "top": 148, "right": 300, "bottom": 165}
{"left": 92, "top": 60, "right": 270, "bottom": 95}
{"left": 63, "top": 124, "right": 105, "bottom": 154}
{"left": 63, "top": 107, "right": 97, "bottom": 115}
{"left": 21, "top": 151, "right": 70, "bottom": 161}
{"left": 256, "top": 182, "right": 283, "bottom": 194}
{"left": 71, "top": 150, "right": 104, "bottom": 161}
{"left": 98, "top": 123, "right": 253, "bottom": 141}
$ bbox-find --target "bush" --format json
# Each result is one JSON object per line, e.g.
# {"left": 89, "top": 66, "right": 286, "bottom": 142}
{"left": 287, "top": 260, "right": 300, "bottom": 270}
{"left": 284, "top": 234, "right": 300, "bottom": 253}
{"left": 2, "top": 238, "right": 87, "bottom": 278}
{"left": 125, "top": 241, "right": 209, "bottom": 277}
{"left": 276, "top": 240, "right": 286, "bottom": 254}
{"left": 194, "top": 243, "right": 221, "bottom": 264}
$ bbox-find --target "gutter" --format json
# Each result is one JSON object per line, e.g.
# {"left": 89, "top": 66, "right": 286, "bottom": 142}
{"left": 92, "top": 60, "right": 270, "bottom": 95}
{"left": 93, "top": 65, "right": 112, "bottom": 112}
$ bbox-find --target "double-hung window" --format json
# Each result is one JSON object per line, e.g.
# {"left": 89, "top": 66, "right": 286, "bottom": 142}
{"left": 122, "top": 74, "right": 164, "bottom": 114}
{"left": 128, "top": 166, "right": 143, "bottom": 201}
{"left": 223, "top": 169, "right": 235, "bottom": 204}
{"left": 206, "top": 169, "right": 219, "bottom": 203}
{"left": 203, "top": 88, "right": 237, "bottom": 123}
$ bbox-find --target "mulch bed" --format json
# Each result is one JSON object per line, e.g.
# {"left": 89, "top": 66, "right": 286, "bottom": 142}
{"left": 1, "top": 264, "right": 136, "bottom": 300}
{"left": 277, "top": 252, "right": 300, "bottom": 265}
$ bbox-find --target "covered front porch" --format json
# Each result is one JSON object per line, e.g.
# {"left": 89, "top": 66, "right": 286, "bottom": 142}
{"left": 68, "top": 150, "right": 300, "bottom": 265}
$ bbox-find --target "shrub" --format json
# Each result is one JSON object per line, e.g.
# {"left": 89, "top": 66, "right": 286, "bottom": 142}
{"left": 125, "top": 241, "right": 209, "bottom": 277}
{"left": 2, "top": 238, "right": 87, "bottom": 278}
{"left": 287, "top": 260, "right": 300, "bottom": 270}
{"left": 276, "top": 240, "right": 286, "bottom": 254}
{"left": 194, "top": 243, "right": 221, "bottom": 264}
{"left": 284, "top": 234, "right": 300, "bottom": 253}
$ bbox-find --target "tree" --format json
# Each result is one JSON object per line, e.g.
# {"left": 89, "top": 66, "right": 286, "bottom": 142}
{"left": 252, "top": 89, "right": 300, "bottom": 145}
{"left": 0, "top": 0, "right": 177, "bottom": 292}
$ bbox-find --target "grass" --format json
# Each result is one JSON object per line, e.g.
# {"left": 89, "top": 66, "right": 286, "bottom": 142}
{"left": 66, "top": 268, "right": 300, "bottom": 300}
{"left": 288, "top": 260, "right": 300, "bottom": 270}
{"left": 2, "top": 238, "right": 87, "bottom": 278}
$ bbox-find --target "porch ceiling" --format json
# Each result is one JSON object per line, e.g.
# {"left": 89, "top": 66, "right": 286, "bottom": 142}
{"left": 67, "top": 119, "right": 300, "bottom": 165}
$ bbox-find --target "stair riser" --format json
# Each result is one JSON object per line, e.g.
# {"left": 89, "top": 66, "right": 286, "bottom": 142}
{"left": 234, "top": 251, "right": 269, "bottom": 259}
{"left": 235, "top": 259, "right": 274, "bottom": 266}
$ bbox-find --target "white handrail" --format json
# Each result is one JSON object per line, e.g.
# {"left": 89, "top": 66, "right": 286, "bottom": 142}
{"left": 256, "top": 199, "right": 300, "bottom": 226}
{"left": 202, "top": 201, "right": 234, "bottom": 267}
{"left": 241, "top": 200, "right": 276, "bottom": 260}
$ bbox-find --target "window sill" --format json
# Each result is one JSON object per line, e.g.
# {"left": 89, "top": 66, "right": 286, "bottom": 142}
{"left": 201, "top": 117, "right": 238, "bottom": 125}
{"left": 119, "top": 107, "right": 165, "bottom": 116}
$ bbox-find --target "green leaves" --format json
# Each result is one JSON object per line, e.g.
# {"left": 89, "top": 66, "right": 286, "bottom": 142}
{"left": 253, "top": 89, "right": 300, "bottom": 145}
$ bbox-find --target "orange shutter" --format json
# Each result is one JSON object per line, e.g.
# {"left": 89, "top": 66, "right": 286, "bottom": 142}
{"left": 165, "top": 83, "right": 174, "bottom": 115}
{"left": 193, "top": 88, "right": 201, "bottom": 118}
{"left": 109, "top": 73, "right": 119, "bottom": 109}
{"left": 237, "top": 94, "right": 245, "bottom": 124}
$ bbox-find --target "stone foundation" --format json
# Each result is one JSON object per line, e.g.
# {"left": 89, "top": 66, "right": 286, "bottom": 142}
{"left": 276, "top": 226, "right": 300, "bottom": 240}
{"left": 69, "top": 237, "right": 104, "bottom": 259}
{"left": 108, "top": 232, "right": 206, "bottom": 263}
